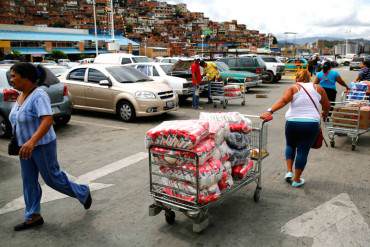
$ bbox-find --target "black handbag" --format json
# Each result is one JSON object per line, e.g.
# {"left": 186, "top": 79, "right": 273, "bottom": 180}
{"left": 8, "top": 125, "right": 20, "bottom": 156}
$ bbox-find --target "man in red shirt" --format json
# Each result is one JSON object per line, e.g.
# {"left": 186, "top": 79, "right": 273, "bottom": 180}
{"left": 191, "top": 58, "right": 202, "bottom": 109}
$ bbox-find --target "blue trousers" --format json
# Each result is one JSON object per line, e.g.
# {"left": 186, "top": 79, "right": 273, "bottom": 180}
{"left": 20, "top": 140, "right": 90, "bottom": 220}
{"left": 192, "top": 85, "right": 199, "bottom": 108}
{"left": 285, "top": 121, "right": 319, "bottom": 170}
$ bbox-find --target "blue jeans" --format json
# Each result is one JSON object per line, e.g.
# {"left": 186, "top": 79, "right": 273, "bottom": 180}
{"left": 192, "top": 85, "right": 199, "bottom": 108}
{"left": 285, "top": 121, "right": 319, "bottom": 170}
{"left": 20, "top": 140, "right": 90, "bottom": 220}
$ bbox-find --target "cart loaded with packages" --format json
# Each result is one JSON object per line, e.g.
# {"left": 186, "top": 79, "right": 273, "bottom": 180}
{"left": 146, "top": 112, "right": 270, "bottom": 232}
{"left": 210, "top": 81, "right": 246, "bottom": 109}
{"left": 326, "top": 82, "right": 370, "bottom": 150}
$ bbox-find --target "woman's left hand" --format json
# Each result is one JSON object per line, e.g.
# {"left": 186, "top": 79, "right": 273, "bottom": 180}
{"left": 260, "top": 112, "right": 273, "bottom": 121}
{"left": 20, "top": 140, "right": 36, "bottom": 160}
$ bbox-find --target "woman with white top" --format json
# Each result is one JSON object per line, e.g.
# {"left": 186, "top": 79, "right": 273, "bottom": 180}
{"left": 260, "top": 70, "right": 330, "bottom": 187}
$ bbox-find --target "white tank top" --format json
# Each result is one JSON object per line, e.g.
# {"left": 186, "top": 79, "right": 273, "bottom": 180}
{"left": 285, "top": 83, "right": 322, "bottom": 121}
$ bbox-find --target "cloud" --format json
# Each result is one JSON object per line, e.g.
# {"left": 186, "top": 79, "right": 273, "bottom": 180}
{"left": 165, "top": 0, "right": 370, "bottom": 39}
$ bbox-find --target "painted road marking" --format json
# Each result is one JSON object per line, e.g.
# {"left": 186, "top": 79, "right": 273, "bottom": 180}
{"left": 0, "top": 152, "right": 148, "bottom": 216}
{"left": 281, "top": 193, "right": 370, "bottom": 247}
{"left": 0, "top": 151, "right": 18, "bottom": 160}
{"left": 70, "top": 119, "right": 129, "bottom": 131}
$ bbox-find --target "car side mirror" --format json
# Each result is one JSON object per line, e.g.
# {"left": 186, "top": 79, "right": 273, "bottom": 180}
{"left": 99, "top": 79, "right": 112, "bottom": 87}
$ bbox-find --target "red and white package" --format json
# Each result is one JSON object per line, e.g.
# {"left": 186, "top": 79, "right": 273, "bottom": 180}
{"left": 232, "top": 160, "right": 254, "bottom": 179}
{"left": 152, "top": 138, "right": 216, "bottom": 166}
{"left": 159, "top": 158, "right": 223, "bottom": 189}
{"left": 199, "top": 112, "right": 251, "bottom": 133}
{"left": 162, "top": 184, "right": 221, "bottom": 205}
{"left": 208, "top": 121, "right": 229, "bottom": 145}
{"left": 218, "top": 163, "right": 234, "bottom": 191}
{"left": 145, "top": 120, "right": 209, "bottom": 149}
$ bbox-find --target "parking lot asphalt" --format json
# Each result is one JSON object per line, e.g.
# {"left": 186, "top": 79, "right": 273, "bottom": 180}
{"left": 0, "top": 68, "right": 369, "bottom": 247}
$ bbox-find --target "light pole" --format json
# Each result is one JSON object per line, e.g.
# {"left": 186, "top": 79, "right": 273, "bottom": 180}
{"left": 201, "top": 34, "right": 205, "bottom": 58}
{"left": 92, "top": 0, "right": 98, "bottom": 57}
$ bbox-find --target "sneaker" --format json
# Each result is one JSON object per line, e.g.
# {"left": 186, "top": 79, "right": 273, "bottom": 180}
{"left": 196, "top": 106, "right": 204, "bottom": 110}
{"left": 14, "top": 216, "right": 44, "bottom": 231}
{"left": 84, "top": 193, "right": 92, "bottom": 210}
{"left": 284, "top": 172, "right": 293, "bottom": 184}
{"left": 291, "top": 178, "right": 305, "bottom": 188}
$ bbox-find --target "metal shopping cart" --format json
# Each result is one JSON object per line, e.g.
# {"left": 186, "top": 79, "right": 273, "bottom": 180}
{"left": 210, "top": 81, "right": 246, "bottom": 109}
{"left": 148, "top": 115, "right": 269, "bottom": 233}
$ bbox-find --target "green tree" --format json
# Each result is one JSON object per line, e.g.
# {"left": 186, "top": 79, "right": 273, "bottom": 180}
{"left": 51, "top": 50, "right": 67, "bottom": 61}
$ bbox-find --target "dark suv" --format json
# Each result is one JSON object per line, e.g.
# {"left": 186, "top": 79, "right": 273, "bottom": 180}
{"left": 217, "top": 56, "right": 268, "bottom": 82}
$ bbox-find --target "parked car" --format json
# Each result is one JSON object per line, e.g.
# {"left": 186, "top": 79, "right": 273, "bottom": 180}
{"left": 243, "top": 55, "right": 285, "bottom": 83}
{"left": 214, "top": 61, "right": 262, "bottom": 90}
{"left": 349, "top": 57, "right": 364, "bottom": 71}
{"left": 217, "top": 56, "right": 268, "bottom": 81}
{"left": 94, "top": 53, "right": 152, "bottom": 65}
{"left": 284, "top": 58, "right": 308, "bottom": 72}
{"left": 128, "top": 62, "right": 193, "bottom": 101}
{"left": 336, "top": 54, "right": 356, "bottom": 66}
{"left": 41, "top": 65, "right": 68, "bottom": 77}
{"left": 60, "top": 64, "right": 178, "bottom": 122}
{"left": 0, "top": 65, "right": 72, "bottom": 137}
{"left": 0, "top": 60, "right": 20, "bottom": 65}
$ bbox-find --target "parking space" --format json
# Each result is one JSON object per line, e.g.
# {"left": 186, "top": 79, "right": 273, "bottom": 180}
{"left": 1, "top": 70, "right": 369, "bottom": 246}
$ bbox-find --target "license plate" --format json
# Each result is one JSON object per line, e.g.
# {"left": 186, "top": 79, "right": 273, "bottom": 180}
{"left": 166, "top": 101, "right": 175, "bottom": 109}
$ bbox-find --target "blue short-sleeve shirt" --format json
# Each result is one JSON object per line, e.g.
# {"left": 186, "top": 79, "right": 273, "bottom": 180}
{"left": 316, "top": 70, "right": 340, "bottom": 90}
{"left": 9, "top": 88, "right": 56, "bottom": 146}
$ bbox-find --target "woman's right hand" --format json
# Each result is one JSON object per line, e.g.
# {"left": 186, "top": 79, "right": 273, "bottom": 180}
{"left": 260, "top": 112, "right": 273, "bottom": 122}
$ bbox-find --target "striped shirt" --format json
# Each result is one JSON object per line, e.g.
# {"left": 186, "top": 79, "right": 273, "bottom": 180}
{"left": 9, "top": 88, "right": 56, "bottom": 146}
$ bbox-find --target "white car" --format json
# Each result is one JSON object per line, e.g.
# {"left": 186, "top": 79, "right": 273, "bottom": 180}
{"left": 94, "top": 53, "right": 152, "bottom": 65}
{"left": 128, "top": 62, "right": 193, "bottom": 101}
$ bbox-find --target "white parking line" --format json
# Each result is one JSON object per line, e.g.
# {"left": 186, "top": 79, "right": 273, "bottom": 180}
{"left": 0, "top": 151, "right": 18, "bottom": 160}
{"left": 70, "top": 119, "right": 129, "bottom": 131}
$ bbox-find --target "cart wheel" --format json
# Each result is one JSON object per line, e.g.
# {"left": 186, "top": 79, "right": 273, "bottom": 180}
{"left": 351, "top": 144, "right": 356, "bottom": 151}
{"left": 241, "top": 100, "right": 246, "bottom": 106}
{"left": 330, "top": 141, "right": 335, "bottom": 148}
{"left": 165, "top": 210, "right": 175, "bottom": 225}
{"left": 253, "top": 187, "right": 261, "bottom": 203}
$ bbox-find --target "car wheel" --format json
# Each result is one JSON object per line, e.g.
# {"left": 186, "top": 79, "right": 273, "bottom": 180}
{"left": 0, "top": 114, "right": 11, "bottom": 138}
{"left": 264, "top": 71, "right": 274, "bottom": 83}
{"left": 117, "top": 101, "right": 136, "bottom": 122}
{"left": 178, "top": 95, "right": 189, "bottom": 104}
{"left": 54, "top": 115, "right": 71, "bottom": 126}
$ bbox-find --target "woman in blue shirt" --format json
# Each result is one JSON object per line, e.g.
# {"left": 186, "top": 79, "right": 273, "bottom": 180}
{"left": 8, "top": 63, "right": 92, "bottom": 231}
{"left": 314, "top": 62, "right": 349, "bottom": 102}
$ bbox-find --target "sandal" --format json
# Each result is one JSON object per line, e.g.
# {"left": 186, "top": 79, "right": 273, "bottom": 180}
{"left": 284, "top": 172, "right": 293, "bottom": 184}
{"left": 291, "top": 178, "right": 305, "bottom": 188}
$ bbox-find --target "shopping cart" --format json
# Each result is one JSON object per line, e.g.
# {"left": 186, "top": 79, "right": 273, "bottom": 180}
{"left": 210, "top": 80, "right": 246, "bottom": 109}
{"left": 326, "top": 101, "right": 369, "bottom": 151}
{"left": 148, "top": 115, "right": 270, "bottom": 233}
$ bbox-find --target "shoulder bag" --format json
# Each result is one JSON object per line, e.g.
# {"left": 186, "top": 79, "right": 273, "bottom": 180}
{"left": 298, "top": 83, "right": 328, "bottom": 149}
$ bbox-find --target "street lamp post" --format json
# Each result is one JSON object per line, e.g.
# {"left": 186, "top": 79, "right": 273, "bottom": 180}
{"left": 201, "top": 34, "right": 205, "bottom": 58}
{"left": 92, "top": 0, "right": 98, "bottom": 57}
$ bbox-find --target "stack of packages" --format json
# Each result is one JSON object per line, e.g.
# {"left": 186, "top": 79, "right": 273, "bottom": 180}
{"left": 223, "top": 85, "right": 242, "bottom": 97}
{"left": 146, "top": 113, "right": 254, "bottom": 205}
{"left": 199, "top": 112, "right": 254, "bottom": 189}
{"left": 333, "top": 101, "right": 370, "bottom": 130}
{"left": 146, "top": 120, "right": 228, "bottom": 205}
{"left": 347, "top": 82, "right": 369, "bottom": 100}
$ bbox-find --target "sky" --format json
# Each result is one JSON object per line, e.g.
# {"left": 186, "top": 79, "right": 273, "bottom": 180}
{"left": 166, "top": 0, "right": 370, "bottom": 40}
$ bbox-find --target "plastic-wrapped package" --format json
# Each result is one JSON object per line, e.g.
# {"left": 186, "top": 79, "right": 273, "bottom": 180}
{"left": 152, "top": 138, "right": 216, "bottom": 166}
{"left": 232, "top": 160, "right": 254, "bottom": 179}
{"left": 218, "top": 163, "right": 234, "bottom": 191}
{"left": 217, "top": 142, "right": 233, "bottom": 161}
{"left": 225, "top": 132, "right": 250, "bottom": 150}
{"left": 223, "top": 161, "right": 232, "bottom": 175}
{"left": 208, "top": 121, "right": 229, "bottom": 145}
{"left": 225, "top": 92, "right": 242, "bottom": 97}
{"left": 162, "top": 184, "right": 221, "bottom": 205}
{"left": 224, "top": 84, "right": 241, "bottom": 92}
{"left": 229, "top": 148, "right": 250, "bottom": 166}
{"left": 145, "top": 120, "right": 209, "bottom": 149}
{"left": 159, "top": 158, "right": 223, "bottom": 189}
{"left": 199, "top": 112, "right": 252, "bottom": 133}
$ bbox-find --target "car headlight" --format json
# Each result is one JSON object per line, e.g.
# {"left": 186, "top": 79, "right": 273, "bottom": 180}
{"left": 135, "top": 91, "right": 156, "bottom": 99}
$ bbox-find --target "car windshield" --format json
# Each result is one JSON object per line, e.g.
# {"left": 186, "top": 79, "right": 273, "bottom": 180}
{"left": 132, "top": 56, "right": 151, "bottom": 63}
{"left": 106, "top": 66, "right": 153, "bottom": 83}
{"left": 262, "top": 57, "right": 278, "bottom": 63}
{"left": 352, "top": 58, "right": 363, "bottom": 62}
{"left": 160, "top": 64, "right": 174, "bottom": 74}
{"left": 215, "top": 62, "right": 230, "bottom": 72}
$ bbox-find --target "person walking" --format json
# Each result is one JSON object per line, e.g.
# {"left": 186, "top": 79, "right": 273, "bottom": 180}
{"left": 191, "top": 58, "right": 203, "bottom": 109}
{"left": 8, "top": 63, "right": 92, "bottom": 231}
{"left": 260, "top": 70, "right": 330, "bottom": 187}
{"left": 199, "top": 60, "right": 220, "bottom": 104}
{"left": 314, "top": 62, "right": 349, "bottom": 102}
{"left": 355, "top": 58, "right": 370, "bottom": 82}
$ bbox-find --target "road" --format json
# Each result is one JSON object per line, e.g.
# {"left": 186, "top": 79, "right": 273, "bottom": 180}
{"left": 0, "top": 68, "right": 369, "bottom": 247}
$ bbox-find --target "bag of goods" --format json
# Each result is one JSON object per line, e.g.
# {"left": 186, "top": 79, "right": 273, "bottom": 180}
{"left": 217, "top": 142, "right": 233, "bottom": 162}
{"left": 208, "top": 121, "right": 229, "bottom": 145}
{"left": 225, "top": 132, "right": 250, "bottom": 150}
{"left": 218, "top": 162, "right": 234, "bottom": 191}
{"left": 229, "top": 148, "right": 250, "bottom": 167}
{"left": 199, "top": 112, "right": 252, "bottom": 133}
{"left": 145, "top": 120, "right": 209, "bottom": 149}
{"left": 232, "top": 160, "right": 254, "bottom": 179}
{"left": 162, "top": 184, "right": 221, "bottom": 205}
{"left": 159, "top": 158, "right": 223, "bottom": 189}
{"left": 152, "top": 138, "right": 216, "bottom": 166}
